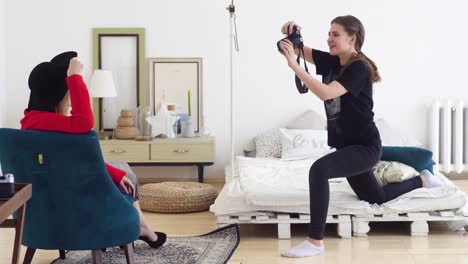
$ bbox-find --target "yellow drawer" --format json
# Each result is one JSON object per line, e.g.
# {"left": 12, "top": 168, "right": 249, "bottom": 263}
{"left": 151, "top": 140, "right": 214, "bottom": 162}
{"left": 100, "top": 142, "right": 150, "bottom": 162}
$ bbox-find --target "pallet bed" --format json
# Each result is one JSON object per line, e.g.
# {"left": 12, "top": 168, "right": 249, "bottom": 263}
{"left": 216, "top": 210, "right": 468, "bottom": 239}
{"left": 217, "top": 212, "right": 352, "bottom": 239}
{"left": 352, "top": 210, "right": 468, "bottom": 237}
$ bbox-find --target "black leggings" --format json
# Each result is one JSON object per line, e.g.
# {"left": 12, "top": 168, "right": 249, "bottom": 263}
{"left": 308, "top": 144, "right": 423, "bottom": 240}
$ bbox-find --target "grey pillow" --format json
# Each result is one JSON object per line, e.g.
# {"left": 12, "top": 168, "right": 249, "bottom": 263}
{"left": 255, "top": 128, "right": 282, "bottom": 158}
{"left": 286, "top": 110, "right": 326, "bottom": 130}
{"left": 243, "top": 149, "right": 257, "bottom": 157}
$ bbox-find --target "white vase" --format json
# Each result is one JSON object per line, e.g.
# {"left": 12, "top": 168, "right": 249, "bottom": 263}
{"left": 182, "top": 116, "right": 195, "bottom": 138}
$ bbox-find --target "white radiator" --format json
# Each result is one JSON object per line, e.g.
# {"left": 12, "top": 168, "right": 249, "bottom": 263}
{"left": 430, "top": 99, "right": 468, "bottom": 174}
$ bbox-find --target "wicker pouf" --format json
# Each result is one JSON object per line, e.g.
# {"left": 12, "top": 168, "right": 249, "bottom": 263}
{"left": 140, "top": 182, "right": 219, "bottom": 213}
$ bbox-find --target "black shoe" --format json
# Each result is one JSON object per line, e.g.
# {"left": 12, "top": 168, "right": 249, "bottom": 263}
{"left": 139, "top": 232, "right": 167, "bottom": 249}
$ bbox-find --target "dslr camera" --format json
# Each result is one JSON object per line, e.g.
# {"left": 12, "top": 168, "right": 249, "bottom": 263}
{"left": 277, "top": 25, "right": 309, "bottom": 94}
{"left": 277, "top": 25, "right": 304, "bottom": 52}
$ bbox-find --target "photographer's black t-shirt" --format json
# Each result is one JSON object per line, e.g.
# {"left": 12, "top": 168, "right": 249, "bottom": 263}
{"left": 311, "top": 49, "right": 380, "bottom": 149}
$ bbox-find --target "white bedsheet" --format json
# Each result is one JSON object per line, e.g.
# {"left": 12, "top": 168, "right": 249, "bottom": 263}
{"left": 211, "top": 156, "right": 468, "bottom": 217}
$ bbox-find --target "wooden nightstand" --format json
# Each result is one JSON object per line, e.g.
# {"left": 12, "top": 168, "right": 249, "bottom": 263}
{"left": 99, "top": 136, "right": 215, "bottom": 182}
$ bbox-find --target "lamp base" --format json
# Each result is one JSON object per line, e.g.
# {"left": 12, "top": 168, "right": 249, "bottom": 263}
{"left": 98, "top": 130, "right": 112, "bottom": 140}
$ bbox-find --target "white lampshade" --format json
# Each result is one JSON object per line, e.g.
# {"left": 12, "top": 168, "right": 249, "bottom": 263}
{"left": 89, "top": 70, "right": 117, "bottom": 98}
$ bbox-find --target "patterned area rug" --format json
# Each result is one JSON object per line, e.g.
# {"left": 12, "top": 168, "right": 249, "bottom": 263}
{"left": 51, "top": 224, "right": 239, "bottom": 264}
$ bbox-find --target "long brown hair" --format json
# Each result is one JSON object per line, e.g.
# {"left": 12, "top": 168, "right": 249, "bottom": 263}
{"left": 332, "top": 15, "right": 381, "bottom": 83}
{"left": 55, "top": 91, "right": 70, "bottom": 115}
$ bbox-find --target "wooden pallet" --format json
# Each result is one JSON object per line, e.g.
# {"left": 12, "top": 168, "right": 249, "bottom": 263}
{"left": 217, "top": 213, "right": 352, "bottom": 239}
{"left": 352, "top": 210, "right": 468, "bottom": 237}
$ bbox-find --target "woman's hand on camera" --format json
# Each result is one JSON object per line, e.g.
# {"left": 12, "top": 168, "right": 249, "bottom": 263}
{"left": 278, "top": 39, "right": 298, "bottom": 68}
{"left": 67, "top": 57, "right": 83, "bottom": 77}
{"left": 281, "top": 21, "right": 301, "bottom": 35}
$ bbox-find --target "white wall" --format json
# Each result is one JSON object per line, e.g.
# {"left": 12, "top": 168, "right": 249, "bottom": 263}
{"left": 0, "top": 0, "right": 5, "bottom": 127}
{"left": 0, "top": 0, "right": 4, "bottom": 176}
{"left": 3, "top": 0, "right": 468, "bottom": 179}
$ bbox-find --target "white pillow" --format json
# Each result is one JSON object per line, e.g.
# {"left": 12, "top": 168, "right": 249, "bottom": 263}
{"left": 375, "top": 118, "right": 422, "bottom": 147}
{"left": 373, "top": 161, "right": 419, "bottom": 186}
{"left": 255, "top": 128, "right": 282, "bottom": 158}
{"left": 280, "top": 128, "right": 332, "bottom": 161}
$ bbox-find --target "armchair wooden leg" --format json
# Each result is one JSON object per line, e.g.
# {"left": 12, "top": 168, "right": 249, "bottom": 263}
{"left": 23, "top": 247, "right": 36, "bottom": 264}
{"left": 59, "top": 250, "right": 66, "bottom": 259}
{"left": 91, "top": 250, "right": 103, "bottom": 264}
{"left": 123, "top": 243, "right": 135, "bottom": 264}
{"left": 13, "top": 203, "right": 26, "bottom": 264}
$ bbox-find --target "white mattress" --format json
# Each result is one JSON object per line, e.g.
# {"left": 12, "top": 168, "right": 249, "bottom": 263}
{"left": 211, "top": 157, "right": 468, "bottom": 217}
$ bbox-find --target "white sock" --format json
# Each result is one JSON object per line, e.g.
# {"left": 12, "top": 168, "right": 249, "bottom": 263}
{"left": 281, "top": 240, "right": 324, "bottom": 258}
{"left": 420, "top": 170, "right": 446, "bottom": 188}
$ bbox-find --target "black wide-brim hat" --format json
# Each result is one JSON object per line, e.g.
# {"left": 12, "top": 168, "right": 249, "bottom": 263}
{"left": 27, "top": 51, "right": 78, "bottom": 112}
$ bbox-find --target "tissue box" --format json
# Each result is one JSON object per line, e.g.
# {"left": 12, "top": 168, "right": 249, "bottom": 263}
{"left": 0, "top": 183, "right": 14, "bottom": 199}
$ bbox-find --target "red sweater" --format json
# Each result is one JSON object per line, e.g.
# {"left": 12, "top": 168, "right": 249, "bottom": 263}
{"left": 20, "top": 74, "right": 126, "bottom": 184}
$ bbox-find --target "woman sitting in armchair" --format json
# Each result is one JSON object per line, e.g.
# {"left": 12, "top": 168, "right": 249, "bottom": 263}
{"left": 20, "top": 51, "right": 166, "bottom": 249}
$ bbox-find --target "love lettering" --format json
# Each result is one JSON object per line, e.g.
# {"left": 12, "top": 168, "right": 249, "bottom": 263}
{"left": 292, "top": 134, "right": 326, "bottom": 149}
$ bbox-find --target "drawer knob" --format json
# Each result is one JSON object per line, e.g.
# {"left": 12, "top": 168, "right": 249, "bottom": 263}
{"left": 111, "top": 149, "right": 127, "bottom": 154}
{"left": 173, "top": 149, "right": 189, "bottom": 153}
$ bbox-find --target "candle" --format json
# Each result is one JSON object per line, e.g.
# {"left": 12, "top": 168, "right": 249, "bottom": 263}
{"left": 188, "top": 89, "right": 192, "bottom": 116}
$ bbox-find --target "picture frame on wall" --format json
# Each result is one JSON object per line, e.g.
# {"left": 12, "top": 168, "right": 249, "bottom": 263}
{"left": 92, "top": 28, "right": 146, "bottom": 131}
{"left": 149, "top": 57, "right": 203, "bottom": 132}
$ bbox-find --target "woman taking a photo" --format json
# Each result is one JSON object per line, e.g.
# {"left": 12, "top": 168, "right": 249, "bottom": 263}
{"left": 278, "top": 15, "right": 444, "bottom": 258}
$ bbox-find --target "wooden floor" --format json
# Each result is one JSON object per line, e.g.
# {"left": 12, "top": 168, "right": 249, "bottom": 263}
{"left": 2, "top": 181, "right": 468, "bottom": 264}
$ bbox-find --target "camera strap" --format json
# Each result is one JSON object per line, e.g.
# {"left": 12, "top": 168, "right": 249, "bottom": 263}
{"left": 295, "top": 47, "right": 309, "bottom": 94}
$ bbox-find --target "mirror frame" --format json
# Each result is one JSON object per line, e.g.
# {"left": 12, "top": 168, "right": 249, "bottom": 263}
{"left": 149, "top": 57, "right": 203, "bottom": 133}
{"left": 92, "top": 28, "right": 146, "bottom": 131}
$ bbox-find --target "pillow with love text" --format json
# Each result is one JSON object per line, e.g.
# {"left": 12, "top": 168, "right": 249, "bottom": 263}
{"left": 280, "top": 128, "right": 333, "bottom": 161}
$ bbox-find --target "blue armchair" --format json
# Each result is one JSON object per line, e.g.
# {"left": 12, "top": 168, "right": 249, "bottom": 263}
{"left": 0, "top": 128, "right": 140, "bottom": 263}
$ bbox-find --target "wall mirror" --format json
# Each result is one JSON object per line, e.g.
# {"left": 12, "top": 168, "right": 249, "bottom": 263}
{"left": 149, "top": 57, "right": 203, "bottom": 132}
{"left": 92, "top": 28, "right": 146, "bottom": 131}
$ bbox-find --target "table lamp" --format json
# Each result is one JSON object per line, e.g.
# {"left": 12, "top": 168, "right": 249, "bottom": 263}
{"left": 89, "top": 69, "right": 117, "bottom": 139}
